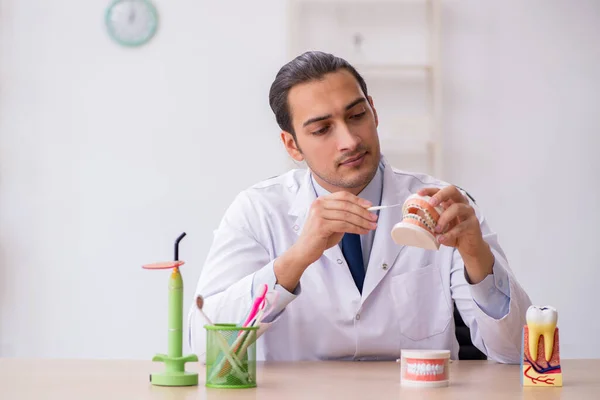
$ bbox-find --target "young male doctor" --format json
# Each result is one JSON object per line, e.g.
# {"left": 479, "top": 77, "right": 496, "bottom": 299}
{"left": 188, "top": 51, "right": 532, "bottom": 364}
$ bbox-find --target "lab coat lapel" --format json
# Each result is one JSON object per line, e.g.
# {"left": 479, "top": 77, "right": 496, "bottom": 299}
{"left": 288, "top": 169, "right": 345, "bottom": 265}
{"left": 361, "top": 160, "right": 411, "bottom": 302}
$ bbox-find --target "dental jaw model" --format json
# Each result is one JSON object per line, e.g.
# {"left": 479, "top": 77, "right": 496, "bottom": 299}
{"left": 521, "top": 305, "right": 563, "bottom": 387}
{"left": 391, "top": 194, "right": 444, "bottom": 250}
{"left": 399, "top": 349, "right": 451, "bottom": 387}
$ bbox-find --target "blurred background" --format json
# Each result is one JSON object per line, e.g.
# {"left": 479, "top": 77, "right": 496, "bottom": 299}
{"left": 0, "top": 0, "right": 598, "bottom": 360}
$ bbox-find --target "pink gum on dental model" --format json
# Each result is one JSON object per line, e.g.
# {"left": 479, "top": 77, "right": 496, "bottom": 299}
{"left": 391, "top": 194, "right": 444, "bottom": 250}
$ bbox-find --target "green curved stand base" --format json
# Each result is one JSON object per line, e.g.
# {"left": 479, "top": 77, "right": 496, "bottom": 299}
{"left": 151, "top": 353, "right": 199, "bottom": 387}
{"left": 150, "top": 371, "right": 199, "bottom": 386}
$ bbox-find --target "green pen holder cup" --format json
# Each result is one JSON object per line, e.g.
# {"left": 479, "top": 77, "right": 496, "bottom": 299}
{"left": 204, "top": 324, "right": 259, "bottom": 389}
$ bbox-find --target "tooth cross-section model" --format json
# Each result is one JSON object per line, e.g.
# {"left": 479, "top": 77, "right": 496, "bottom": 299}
{"left": 391, "top": 194, "right": 444, "bottom": 250}
{"left": 521, "top": 305, "right": 563, "bottom": 387}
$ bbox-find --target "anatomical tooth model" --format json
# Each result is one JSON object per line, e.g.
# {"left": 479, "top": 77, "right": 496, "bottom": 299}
{"left": 521, "top": 305, "right": 563, "bottom": 387}
{"left": 390, "top": 194, "right": 444, "bottom": 250}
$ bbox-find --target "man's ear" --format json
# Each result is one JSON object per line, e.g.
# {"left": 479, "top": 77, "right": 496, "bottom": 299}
{"left": 368, "top": 95, "right": 378, "bottom": 127}
{"left": 280, "top": 131, "right": 304, "bottom": 162}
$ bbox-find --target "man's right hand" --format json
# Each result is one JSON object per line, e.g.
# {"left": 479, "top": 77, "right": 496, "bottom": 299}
{"left": 296, "top": 191, "right": 378, "bottom": 264}
{"left": 273, "top": 191, "right": 378, "bottom": 292}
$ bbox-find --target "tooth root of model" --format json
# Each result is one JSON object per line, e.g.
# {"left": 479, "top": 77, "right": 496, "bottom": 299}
{"left": 526, "top": 305, "right": 558, "bottom": 362}
{"left": 528, "top": 323, "right": 556, "bottom": 362}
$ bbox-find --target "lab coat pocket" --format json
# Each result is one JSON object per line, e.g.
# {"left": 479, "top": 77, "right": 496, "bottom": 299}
{"left": 390, "top": 264, "right": 451, "bottom": 342}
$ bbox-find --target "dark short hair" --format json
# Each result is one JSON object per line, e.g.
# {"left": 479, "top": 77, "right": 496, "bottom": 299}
{"left": 268, "top": 51, "right": 369, "bottom": 136}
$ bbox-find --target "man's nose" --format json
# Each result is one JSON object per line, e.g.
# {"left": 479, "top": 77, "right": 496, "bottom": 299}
{"left": 336, "top": 123, "right": 361, "bottom": 152}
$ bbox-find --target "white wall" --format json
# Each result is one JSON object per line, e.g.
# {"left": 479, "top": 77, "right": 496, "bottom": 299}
{"left": 441, "top": 0, "right": 600, "bottom": 358}
{"left": 0, "top": 0, "right": 289, "bottom": 359}
{"left": 1, "top": 0, "right": 598, "bottom": 360}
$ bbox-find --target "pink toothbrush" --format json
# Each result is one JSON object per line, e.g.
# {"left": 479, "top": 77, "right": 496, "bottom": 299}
{"left": 242, "top": 283, "right": 268, "bottom": 328}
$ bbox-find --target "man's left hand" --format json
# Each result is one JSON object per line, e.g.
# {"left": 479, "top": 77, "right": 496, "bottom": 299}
{"left": 417, "top": 186, "right": 495, "bottom": 284}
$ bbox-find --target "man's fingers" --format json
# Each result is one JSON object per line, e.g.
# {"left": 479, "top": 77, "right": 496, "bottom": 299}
{"left": 429, "top": 186, "right": 468, "bottom": 208}
{"left": 417, "top": 186, "right": 466, "bottom": 208}
{"left": 417, "top": 187, "right": 440, "bottom": 198}
{"left": 322, "top": 209, "right": 378, "bottom": 231}
{"left": 440, "top": 200, "right": 454, "bottom": 211}
{"left": 322, "top": 198, "right": 378, "bottom": 223}
{"left": 326, "top": 220, "right": 372, "bottom": 236}
{"left": 310, "top": 193, "right": 377, "bottom": 236}
{"left": 436, "top": 203, "right": 473, "bottom": 232}
{"left": 438, "top": 220, "right": 471, "bottom": 245}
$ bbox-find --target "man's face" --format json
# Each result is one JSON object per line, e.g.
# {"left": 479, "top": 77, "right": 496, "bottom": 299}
{"left": 282, "top": 69, "right": 381, "bottom": 195}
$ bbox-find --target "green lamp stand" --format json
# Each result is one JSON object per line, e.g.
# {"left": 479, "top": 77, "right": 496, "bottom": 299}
{"left": 142, "top": 232, "right": 199, "bottom": 386}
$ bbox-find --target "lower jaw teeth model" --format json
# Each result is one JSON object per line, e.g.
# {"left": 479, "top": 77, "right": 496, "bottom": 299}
{"left": 391, "top": 194, "right": 444, "bottom": 250}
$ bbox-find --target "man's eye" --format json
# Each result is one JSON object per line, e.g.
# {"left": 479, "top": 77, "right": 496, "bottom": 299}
{"left": 312, "top": 126, "right": 329, "bottom": 135}
{"left": 350, "top": 111, "right": 366, "bottom": 119}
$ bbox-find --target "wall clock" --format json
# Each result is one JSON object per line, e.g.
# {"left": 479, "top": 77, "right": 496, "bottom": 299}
{"left": 105, "top": 0, "right": 158, "bottom": 47}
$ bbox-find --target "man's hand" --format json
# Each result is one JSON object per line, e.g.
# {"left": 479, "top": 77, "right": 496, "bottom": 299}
{"left": 274, "top": 191, "right": 378, "bottom": 292}
{"left": 297, "top": 191, "right": 377, "bottom": 264}
{"left": 418, "top": 186, "right": 495, "bottom": 284}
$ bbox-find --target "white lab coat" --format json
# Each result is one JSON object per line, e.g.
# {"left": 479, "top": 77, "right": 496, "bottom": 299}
{"left": 188, "top": 157, "right": 531, "bottom": 364}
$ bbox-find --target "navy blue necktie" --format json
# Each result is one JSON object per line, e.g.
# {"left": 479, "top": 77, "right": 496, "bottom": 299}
{"left": 342, "top": 233, "right": 365, "bottom": 293}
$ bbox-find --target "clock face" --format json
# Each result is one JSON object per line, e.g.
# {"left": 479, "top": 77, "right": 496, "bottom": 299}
{"left": 105, "top": 0, "right": 158, "bottom": 47}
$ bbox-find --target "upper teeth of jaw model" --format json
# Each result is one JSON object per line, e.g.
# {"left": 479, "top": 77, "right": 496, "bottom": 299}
{"left": 526, "top": 305, "right": 558, "bottom": 362}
